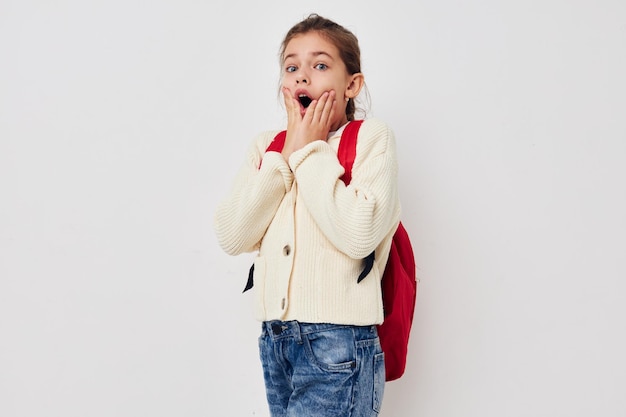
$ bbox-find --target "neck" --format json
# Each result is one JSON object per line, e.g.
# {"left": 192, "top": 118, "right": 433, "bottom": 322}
{"left": 331, "top": 115, "right": 349, "bottom": 132}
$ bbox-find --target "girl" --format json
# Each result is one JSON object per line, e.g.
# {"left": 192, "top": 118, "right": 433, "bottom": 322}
{"left": 214, "top": 13, "right": 400, "bottom": 417}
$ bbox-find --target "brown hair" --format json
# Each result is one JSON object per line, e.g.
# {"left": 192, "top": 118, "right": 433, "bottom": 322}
{"left": 279, "top": 14, "right": 365, "bottom": 121}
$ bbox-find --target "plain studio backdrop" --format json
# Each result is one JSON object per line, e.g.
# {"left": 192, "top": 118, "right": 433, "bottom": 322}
{"left": 1, "top": 1, "right": 625, "bottom": 416}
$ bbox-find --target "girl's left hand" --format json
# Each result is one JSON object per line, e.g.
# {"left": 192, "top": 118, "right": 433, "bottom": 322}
{"left": 281, "top": 88, "right": 336, "bottom": 160}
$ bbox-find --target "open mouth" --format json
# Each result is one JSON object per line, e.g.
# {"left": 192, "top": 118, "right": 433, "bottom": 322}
{"left": 298, "top": 94, "right": 313, "bottom": 108}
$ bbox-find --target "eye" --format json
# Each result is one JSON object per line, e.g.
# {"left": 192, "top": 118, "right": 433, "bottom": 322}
{"left": 285, "top": 65, "right": 297, "bottom": 73}
{"left": 314, "top": 63, "right": 328, "bottom": 71}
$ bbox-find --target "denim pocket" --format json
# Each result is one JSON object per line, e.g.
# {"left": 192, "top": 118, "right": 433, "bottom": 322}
{"left": 304, "top": 327, "right": 357, "bottom": 372}
{"left": 372, "top": 352, "right": 385, "bottom": 412}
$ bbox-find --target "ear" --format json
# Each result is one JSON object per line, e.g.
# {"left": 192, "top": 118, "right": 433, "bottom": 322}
{"left": 345, "top": 72, "right": 364, "bottom": 99}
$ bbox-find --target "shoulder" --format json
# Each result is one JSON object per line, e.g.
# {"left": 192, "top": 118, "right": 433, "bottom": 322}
{"left": 355, "top": 118, "right": 396, "bottom": 157}
{"left": 250, "top": 129, "right": 285, "bottom": 154}
{"left": 360, "top": 117, "right": 393, "bottom": 134}
{"left": 236, "top": 129, "right": 284, "bottom": 168}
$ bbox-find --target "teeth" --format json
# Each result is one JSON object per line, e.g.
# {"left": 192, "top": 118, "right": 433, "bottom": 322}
{"left": 298, "top": 94, "right": 313, "bottom": 108}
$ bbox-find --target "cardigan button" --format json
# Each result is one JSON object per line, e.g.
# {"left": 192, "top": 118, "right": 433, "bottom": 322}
{"left": 281, "top": 298, "right": 286, "bottom": 310}
{"left": 283, "top": 245, "right": 291, "bottom": 256}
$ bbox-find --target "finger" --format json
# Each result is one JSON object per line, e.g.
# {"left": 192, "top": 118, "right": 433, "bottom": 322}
{"left": 283, "top": 88, "right": 303, "bottom": 130}
{"left": 310, "top": 92, "right": 334, "bottom": 129}
{"left": 308, "top": 91, "right": 328, "bottom": 123}
{"left": 302, "top": 97, "right": 318, "bottom": 123}
{"left": 282, "top": 87, "right": 295, "bottom": 114}
{"left": 319, "top": 91, "right": 336, "bottom": 125}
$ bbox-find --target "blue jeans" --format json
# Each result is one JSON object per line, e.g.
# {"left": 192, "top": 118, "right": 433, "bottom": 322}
{"left": 258, "top": 320, "right": 385, "bottom": 417}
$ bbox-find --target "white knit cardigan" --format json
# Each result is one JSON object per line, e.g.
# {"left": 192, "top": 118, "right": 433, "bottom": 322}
{"left": 214, "top": 118, "right": 401, "bottom": 325}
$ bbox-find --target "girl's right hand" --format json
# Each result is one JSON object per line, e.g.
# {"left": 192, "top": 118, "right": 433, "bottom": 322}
{"left": 281, "top": 87, "right": 336, "bottom": 160}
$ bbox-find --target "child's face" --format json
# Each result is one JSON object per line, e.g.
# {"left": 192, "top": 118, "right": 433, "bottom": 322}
{"left": 282, "top": 31, "right": 360, "bottom": 126}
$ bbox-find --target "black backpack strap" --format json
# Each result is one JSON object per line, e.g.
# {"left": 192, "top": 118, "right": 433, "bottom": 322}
{"left": 358, "top": 251, "right": 376, "bottom": 283}
{"left": 243, "top": 264, "right": 254, "bottom": 293}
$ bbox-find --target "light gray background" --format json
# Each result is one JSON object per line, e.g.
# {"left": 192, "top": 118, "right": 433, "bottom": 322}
{"left": 1, "top": 1, "right": 625, "bottom": 416}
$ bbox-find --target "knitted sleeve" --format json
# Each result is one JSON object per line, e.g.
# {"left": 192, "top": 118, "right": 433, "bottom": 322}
{"left": 214, "top": 131, "right": 294, "bottom": 255}
{"left": 288, "top": 118, "right": 401, "bottom": 259}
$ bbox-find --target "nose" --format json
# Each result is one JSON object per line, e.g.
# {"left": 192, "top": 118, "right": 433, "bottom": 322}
{"left": 296, "top": 71, "right": 308, "bottom": 84}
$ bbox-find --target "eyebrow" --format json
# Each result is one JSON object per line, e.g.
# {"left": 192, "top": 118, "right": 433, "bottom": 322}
{"left": 284, "top": 51, "right": 335, "bottom": 61}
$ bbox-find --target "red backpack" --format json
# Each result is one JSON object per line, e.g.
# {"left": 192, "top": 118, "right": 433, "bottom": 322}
{"left": 250, "top": 120, "right": 418, "bottom": 381}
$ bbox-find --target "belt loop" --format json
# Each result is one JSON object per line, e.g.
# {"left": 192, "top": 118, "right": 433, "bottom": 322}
{"left": 294, "top": 321, "right": 303, "bottom": 344}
